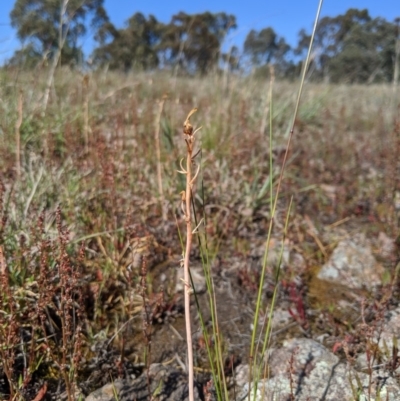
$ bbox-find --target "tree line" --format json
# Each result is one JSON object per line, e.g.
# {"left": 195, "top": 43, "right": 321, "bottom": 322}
{"left": 8, "top": 0, "right": 400, "bottom": 83}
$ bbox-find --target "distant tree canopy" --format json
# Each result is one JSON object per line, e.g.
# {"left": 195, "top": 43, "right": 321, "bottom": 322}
{"left": 93, "top": 11, "right": 236, "bottom": 74}
{"left": 295, "top": 8, "right": 398, "bottom": 83}
{"left": 7, "top": 3, "right": 400, "bottom": 83}
{"left": 93, "top": 12, "right": 163, "bottom": 70}
{"left": 244, "top": 27, "right": 293, "bottom": 77}
{"left": 10, "top": 0, "right": 108, "bottom": 66}
{"left": 160, "top": 12, "right": 236, "bottom": 74}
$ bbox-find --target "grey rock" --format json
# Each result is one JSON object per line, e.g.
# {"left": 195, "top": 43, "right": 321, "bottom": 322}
{"left": 377, "top": 231, "right": 395, "bottom": 259}
{"left": 176, "top": 266, "right": 207, "bottom": 294}
{"left": 318, "top": 233, "right": 382, "bottom": 289}
{"left": 270, "top": 308, "right": 293, "bottom": 330}
{"left": 235, "top": 363, "right": 250, "bottom": 389}
{"left": 86, "top": 380, "right": 124, "bottom": 401}
{"left": 267, "top": 338, "right": 339, "bottom": 377}
{"left": 56, "top": 388, "right": 85, "bottom": 401}
{"left": 238, "top": 338, "right": 400, "bottom": 401}
{"left": 250, "top": 238, "right": 290, "bottom": 267}
{"left": 250, "top": 238, "right": 304, "bottom": 271}
{"left": 241, "top": 365, "right": 400, "bottom": 401}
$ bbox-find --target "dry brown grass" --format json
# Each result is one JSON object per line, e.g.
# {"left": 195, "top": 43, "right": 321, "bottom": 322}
{"left": 0, "top": 66, "right": 398, "bottom": 399}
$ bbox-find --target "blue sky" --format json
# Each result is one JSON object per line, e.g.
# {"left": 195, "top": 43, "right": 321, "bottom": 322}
{"left": 0, "top": 0, "right": 398, "bottom": 63}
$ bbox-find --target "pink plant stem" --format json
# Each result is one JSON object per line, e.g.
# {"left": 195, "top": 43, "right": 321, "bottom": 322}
{"left": 184, "top": 139, "right": 195, "bottom": 401}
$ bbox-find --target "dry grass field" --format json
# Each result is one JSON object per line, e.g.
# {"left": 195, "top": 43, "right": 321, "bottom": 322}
{"left": 0, "top": 67, "right": 399, "bottom": 400}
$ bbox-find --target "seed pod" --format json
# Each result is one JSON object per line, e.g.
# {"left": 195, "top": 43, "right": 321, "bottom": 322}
{"left": 183, "top": 108, "right": 198, "bottom": 136}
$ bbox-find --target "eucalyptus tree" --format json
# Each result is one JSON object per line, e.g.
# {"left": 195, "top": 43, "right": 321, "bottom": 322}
{"left": 160, "top": 11, "right": 237, "bottom": 74}
{"left": 93, "top": 12, "right": 163, "bottom": 70}
{"left": 244, "top": 27, "right": 291, "bottom": 76}
{"left": 10, "top": 0, "right": 108, "bottom": 66}
{"left": 295, "top": 8, "right": 398, "bottom": 83}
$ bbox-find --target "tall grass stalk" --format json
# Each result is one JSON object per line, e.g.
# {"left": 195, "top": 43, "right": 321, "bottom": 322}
{"left": 82, "top": 74, "right": 90, "bottom": 154}
{"left": 15, "top": 90, "right": 23, "bottom": 178}
{"left": 155, "top": 95, "right": 167, "bottom": 220}
{"left": 257, "top": 198, "right": 293, "bottom": 385}
{"left": 248, "top": 0, "right": 324, "bottom": 399}
{"left": 194, "top": 180, "right": 229, "bottom": 401}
